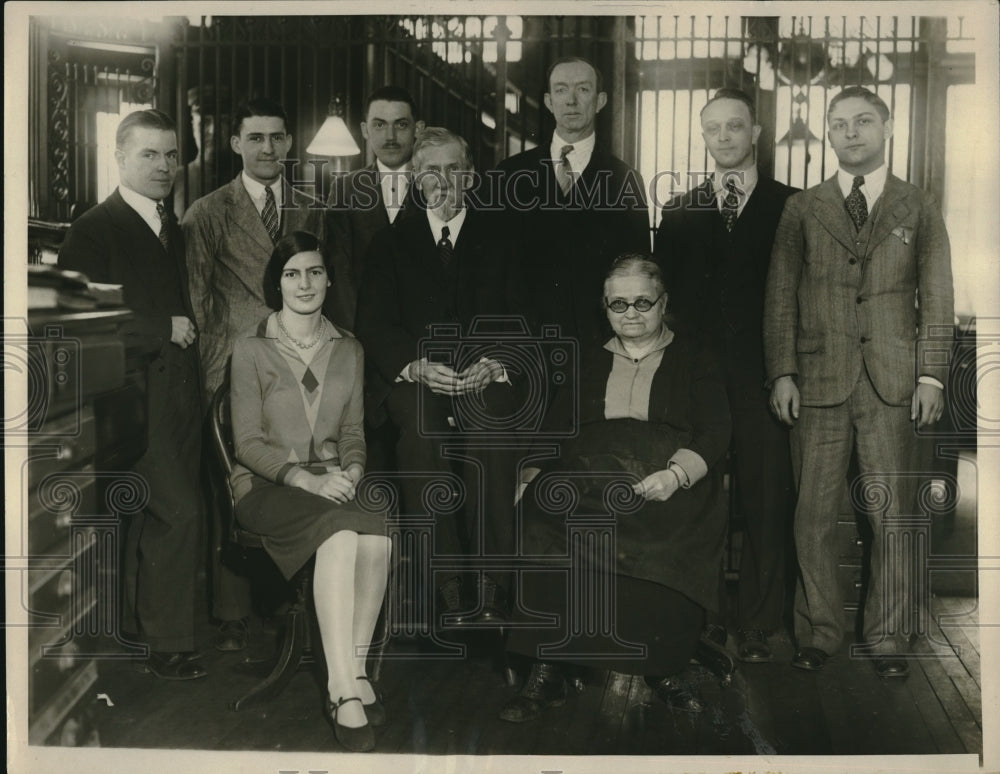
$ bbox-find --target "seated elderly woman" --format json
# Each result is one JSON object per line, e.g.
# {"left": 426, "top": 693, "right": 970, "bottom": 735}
{"left": 500, "top": 254, "right": 732, "bottom": 723}
{"left": 229, "top": 231, "right": 389, "bottom": 752}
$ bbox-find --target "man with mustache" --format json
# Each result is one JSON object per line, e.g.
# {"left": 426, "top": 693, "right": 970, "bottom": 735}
{"left": 327, "top": 86, "right": 425, "bottom": 332}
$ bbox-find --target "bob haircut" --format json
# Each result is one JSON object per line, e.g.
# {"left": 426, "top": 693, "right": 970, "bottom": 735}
{"left": 263, "top": 230, "right": 329, "bottom": 311}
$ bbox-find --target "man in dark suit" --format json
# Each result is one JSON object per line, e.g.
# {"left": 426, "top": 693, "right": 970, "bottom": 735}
{"left": 495, "top": 56, "right": 649, "bottom": 350}
{"left": 357, "top": 127, "right": 522, "bottom": 625}
{"left": 655, "top": 89, "right": 798, "bottom": 664}
{"left": 59, "top": 109, "right": 207, "bottom": 680}
{"left": 183, "top": 97, "right": 327, "bottom": 652}
{"left": 765, "top": 87, "right": 954, "bottom": 679}
{"left": 327, "top": 86, "right": 424, "bottom": 332}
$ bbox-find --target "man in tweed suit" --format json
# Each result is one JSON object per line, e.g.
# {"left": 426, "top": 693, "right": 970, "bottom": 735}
{"left": 183, "top": 97, "right": 327, "bottom": 651}
{"left": 764, "top": 87, "right": 953, "bottom": 679}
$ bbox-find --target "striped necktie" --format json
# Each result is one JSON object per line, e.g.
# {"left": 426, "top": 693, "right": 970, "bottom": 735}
{"left": 262, "top": 185, "right": 280, "bottom": 242}
{"left": 155, "top": 200, "right": 171, "bottom": 251}
{"left": 556, "top": 144, "right": 574, "bottom": 195}
{"left": 438, "top": 225, "right": 454, "bottom": 265}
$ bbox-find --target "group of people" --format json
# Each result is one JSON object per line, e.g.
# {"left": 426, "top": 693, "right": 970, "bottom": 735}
{"left": 57, "top": 52, "right": 953, "bottom": 752}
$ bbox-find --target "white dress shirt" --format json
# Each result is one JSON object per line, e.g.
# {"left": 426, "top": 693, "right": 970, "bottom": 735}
{"left": 377, "top": 159, "right": 411, "bottom": 224}
{"left": 550, "top": 130, "right": 596, "bottom": 182}
{"left": 713, "top": 165, "right": 759, "bottom": 218}
{"left": 836, "top": 163, "right": 887, "bottom": 211}
{"left": 241, "top": 171, "right": 283, "bottom": 215}
{"left": 118, "top": 185, "right": 163, "bottom": 237}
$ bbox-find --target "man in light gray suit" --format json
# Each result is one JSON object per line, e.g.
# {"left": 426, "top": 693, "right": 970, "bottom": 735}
{"left": 183, "top": 97, "right": 327, "bottom": 651}
{"left": 764, "top": 86, "right": 953, "bottom": 680}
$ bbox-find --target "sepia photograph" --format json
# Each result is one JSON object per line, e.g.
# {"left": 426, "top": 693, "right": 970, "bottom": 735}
{"left": 5, "top": 1, "right": 998, "bottom": 772}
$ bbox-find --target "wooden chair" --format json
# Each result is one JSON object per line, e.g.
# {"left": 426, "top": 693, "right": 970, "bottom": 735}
{"left": 208, "top": 380, "right": 319, "bottom": 711}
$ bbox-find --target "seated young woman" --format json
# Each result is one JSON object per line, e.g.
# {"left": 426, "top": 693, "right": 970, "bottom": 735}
{"left": 229, "top": 230, "right": 389, "bottom": 752}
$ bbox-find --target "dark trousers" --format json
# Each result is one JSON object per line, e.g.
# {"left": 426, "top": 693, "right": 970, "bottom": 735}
{"left": 730, "top": 398, "right": 795, "bottom": 631}
{"left": 384, "top": 380, "right": 523, "bottom": 585}
{"left": 123, "top": 392, "right": 204, "bottom": 653}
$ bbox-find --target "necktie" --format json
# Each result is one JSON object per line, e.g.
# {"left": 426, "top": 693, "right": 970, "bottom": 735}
{"left": 438, "top": 225, "right": 454, "bottom": 265}
{"left": 262, "top": 185, "right": 280, "bottom": 242}
{"left": 155, "top": 201, "right": 171, "bottom": 252}
{"left": 556, "top": 144, "right": 574, "bottom": 195}
{"left": 721, "top": 179, "right": 740, "bottom": 232}
{"left": 845, "top": 175, "right": 868, "bottom": 231}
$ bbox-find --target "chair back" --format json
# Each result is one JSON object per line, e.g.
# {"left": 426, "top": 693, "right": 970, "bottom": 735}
{"left": 209, "top": 378, "right": 251, "bottom": 545}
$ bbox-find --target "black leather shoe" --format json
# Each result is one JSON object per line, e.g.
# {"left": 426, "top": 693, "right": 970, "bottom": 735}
{"left": 499, "top": 661, "right": 567, "bottom": 723}
{"left": 702, "top": 623, "right": 728, "bottom": 648}
{"left": 649, "top": 675, "right": 704, "bottom": 713}
{"left": 215, "top": 618, "right": 250, "bottom": 652}
{"left": 692, "top": 637, "right": 736, "bottom": 683}
{"left": 437, "top": 577, "right": 466, "bottom": 625}
{"left": 357, "top": 675, "right": 386, "bottom": 727}
{"left": 791, "top": 646, "right": 829, "bottom": 671}
{"left": 874, "top": 657, "right": 909, "bottom": 680}
{"left": 467, "top": 576, "right": 510, "bottom": 624}
{"left": 737, "top": 628, "right": 773, "bottom": 663}
{"left": 327, "top": 696, "right": 375, "bottom": 752}
{"left": 145, "top": 651, "right": 208, "bottom": 680}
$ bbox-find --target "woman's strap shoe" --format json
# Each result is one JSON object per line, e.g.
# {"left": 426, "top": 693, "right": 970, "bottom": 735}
{"left": 327, "top": 696, "right": 375, "bottom": 752}
{"left": 356, "top": 675, "right": 386, "bottom": 727}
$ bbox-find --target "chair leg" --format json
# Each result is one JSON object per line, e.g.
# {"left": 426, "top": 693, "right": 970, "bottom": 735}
{"left": 230, "top": 582, "right": 311, "bottom": 711}
{"left": 369, "top": 607, "right": 391, "bottom": 685}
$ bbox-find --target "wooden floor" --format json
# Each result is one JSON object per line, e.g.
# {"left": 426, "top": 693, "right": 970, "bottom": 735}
{"left": 77, "top": 593, "right": 983, "bottom": 757}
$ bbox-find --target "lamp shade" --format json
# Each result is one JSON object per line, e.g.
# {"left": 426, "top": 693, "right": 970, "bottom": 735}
{"left": 306, "top": 114, "right": 360, "bottom": 157}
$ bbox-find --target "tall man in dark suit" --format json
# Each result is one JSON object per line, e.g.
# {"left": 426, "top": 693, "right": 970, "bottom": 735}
{"left": 59, "top": 109, "right": 207, "bottom": 680}
{"left": 655, "top": 89, "right": 798, "bottom": 664}
{"left": 496, "top": 56, "right": 649, "bottom": 350}
{"left": 764, "top": 87, "right": 954, "bottom": 679}
{"left": 183, "top": 97, "right": 328, "bottom": 651}
{"left": 357, "top": 127, "right": 522, "bottom": 624}
{"left": 327, "top": 86, "right": 424, "bottom": 331}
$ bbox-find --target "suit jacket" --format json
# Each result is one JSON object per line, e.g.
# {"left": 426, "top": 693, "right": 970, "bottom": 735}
{"left": 58, "top": 187, "right": 203, "bottom": 430}
{"left": 763, "top": 172, "right": 954, "bottom": 407}
{"left": 326, "top": 164, "right": 417, "bottom": 331}
{"left": 182, "top": 173, "right": 328, "bottom": 400}
{"left": 495, "top": 143, "right": 650, "bottom": 348}
{"left": 655, "top": 175, "right": 798, "bottom": 405}
{"left": 355, "top": 202, "right": 520, "bottom": 415}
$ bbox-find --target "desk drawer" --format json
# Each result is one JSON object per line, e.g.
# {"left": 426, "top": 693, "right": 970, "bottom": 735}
{"left": 29, "top": 467, "right": 97, "bottom": 555}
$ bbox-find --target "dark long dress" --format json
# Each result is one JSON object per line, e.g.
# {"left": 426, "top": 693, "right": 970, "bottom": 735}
{"left": 506, "top": 331, "right": 731, "bottom": 675}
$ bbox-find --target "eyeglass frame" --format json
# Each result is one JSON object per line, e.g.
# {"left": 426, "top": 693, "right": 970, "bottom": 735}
{"left": 604, "top": 291, "right": 667, "bottom": 314}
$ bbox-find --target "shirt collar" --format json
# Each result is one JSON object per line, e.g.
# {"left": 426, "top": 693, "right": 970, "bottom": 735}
{"left": 603, "top": 323, "right": 675, "bottom": 359}
{"left": 713, "top": 165, "right": 759, "bottom": 199}
{"left": 837, "top": 163, "right": 887, "bottom": 203}
{"left": 118, "top": 184, "right": 163, "bottom": 235}
{"left": 241, "top": 171, "right": 283, "bottom": 207}
{"left": 426, "top": 206, "right": 467, "bottom": 244}
{"left": 551, "top": 130, "right": 596, "bottom": 160}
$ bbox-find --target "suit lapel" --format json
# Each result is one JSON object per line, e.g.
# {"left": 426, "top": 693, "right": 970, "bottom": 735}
{"left": 226, "top": 174, "right": 275, "bottom": 253}
{"left": 865, "top": 173, "right": 912, "bottom": 256}
{"left": 811, "top": 175, "right": 862, "bottom": 256}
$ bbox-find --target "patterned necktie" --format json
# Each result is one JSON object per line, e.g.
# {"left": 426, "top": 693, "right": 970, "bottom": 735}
{"left": 438, "top": 225, "right": 454, "bottom": 265}
{"left": 556, "top": 144, "right": 574, "bottom": 195}
{"left": 845, "top": 175, "right": 868, "bottom": 231}
{"left": 155, "top": 201, "right": 171, "bottom": 252}
{"left": 262, "top": 185, "right": 280, "bottom": 242}
{"left": 721, "top": 179, "right": 740, "bottom": 232}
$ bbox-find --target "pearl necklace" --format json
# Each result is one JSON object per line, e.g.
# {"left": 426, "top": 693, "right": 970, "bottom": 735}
{"left": 277, "top": 311, "right": 323, "bottom": 350}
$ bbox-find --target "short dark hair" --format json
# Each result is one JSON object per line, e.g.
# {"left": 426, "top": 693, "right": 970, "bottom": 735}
{"left": 363, "top": 86, "right": 419, "bottom": 122}
{"left": 700, "top": 88, "right": 757, "bottom": 124}
{"left": 828, "top": 86, "right": 891, "bottom": 122}
{"left": 546, "top": 56, "right": 604, "bottom": 94}
{"left": 232, "top": 97, "right": 289, "bottom": 137}
{"left": 116, "top": 109, "right": 175, "bottom": 149}
{"left": 263, "top": 230, "right": 329, "bottom": 311}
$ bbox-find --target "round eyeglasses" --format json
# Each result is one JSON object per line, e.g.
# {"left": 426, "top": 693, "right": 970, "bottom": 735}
{"left": 605, "top": 291, "right": 666, "bottom": 314}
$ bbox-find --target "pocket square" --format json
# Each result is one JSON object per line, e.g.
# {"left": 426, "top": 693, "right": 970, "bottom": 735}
{"left": 891, "top": 226, "right": 913, "bottom": 245}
